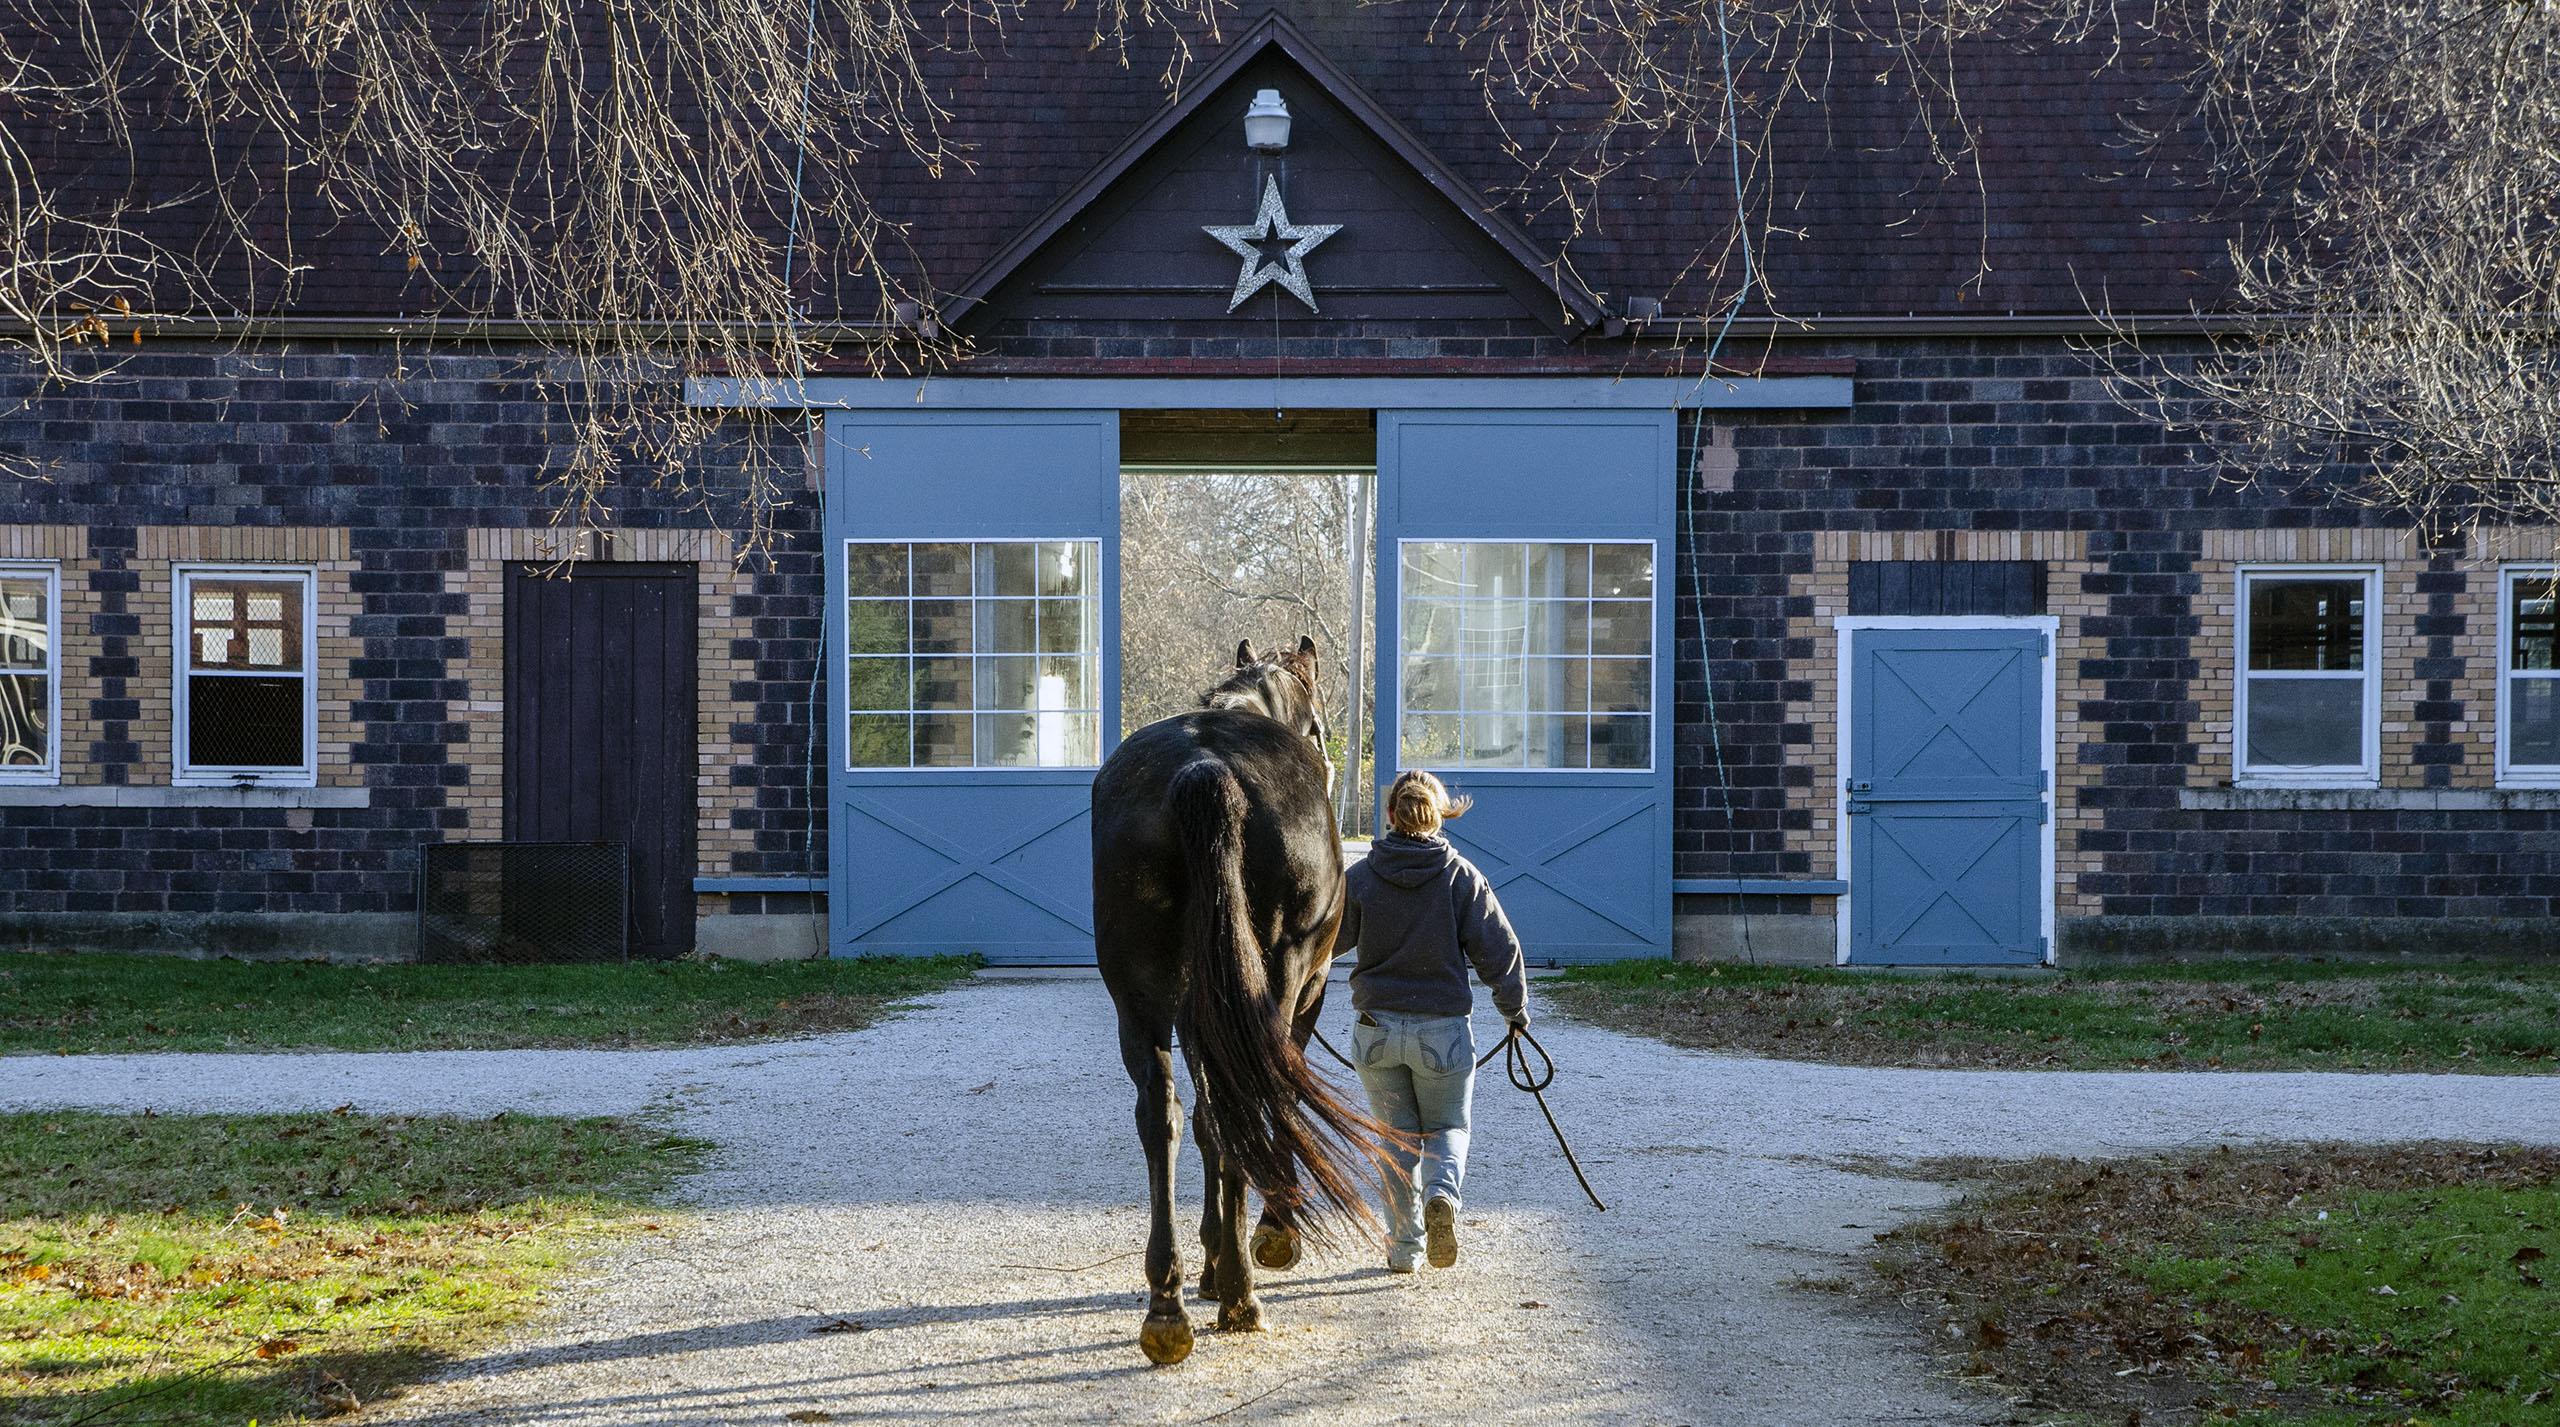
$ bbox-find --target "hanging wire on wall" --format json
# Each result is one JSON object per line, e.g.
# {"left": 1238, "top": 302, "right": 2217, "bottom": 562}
{"left": 1677, "top": 0, "right": 1764, "bottom": 964}
{"left": 784, "top": 0, "right": 829, "bottom": 958}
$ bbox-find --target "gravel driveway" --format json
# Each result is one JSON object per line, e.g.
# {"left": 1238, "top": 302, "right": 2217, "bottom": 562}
{"left": 16, "top": 973, "right": 2560, "bottom": 1426}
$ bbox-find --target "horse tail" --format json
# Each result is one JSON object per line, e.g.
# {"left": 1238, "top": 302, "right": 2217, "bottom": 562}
{"left": 1168, "top": 759, "right": 1381, "bottom": 1241}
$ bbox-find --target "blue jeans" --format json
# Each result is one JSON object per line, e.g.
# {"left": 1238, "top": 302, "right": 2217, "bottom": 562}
{"left": 1350, "top": 1010, "right": 1476, "bottom": 1253}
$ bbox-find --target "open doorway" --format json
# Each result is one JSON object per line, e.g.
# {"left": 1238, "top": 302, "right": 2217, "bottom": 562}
{"left": 1119, "top": 410, "right": 1378, "bottom": 836}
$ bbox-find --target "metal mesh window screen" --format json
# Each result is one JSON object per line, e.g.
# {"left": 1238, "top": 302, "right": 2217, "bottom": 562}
{"left": 187, "top": 675, "right": 304, "bottom": 768}
{"left": 418, "top": 842, "right": 632, "bottom": 964}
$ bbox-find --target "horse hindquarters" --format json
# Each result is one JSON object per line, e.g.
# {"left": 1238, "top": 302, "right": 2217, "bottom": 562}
{"left": 1168, "top": 763, "right": 1379, "bottom": 1263}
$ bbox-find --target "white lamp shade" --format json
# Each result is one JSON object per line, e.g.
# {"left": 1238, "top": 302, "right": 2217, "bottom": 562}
{"left": 1243, "top": 89, "right": 1291, "bottom": 152}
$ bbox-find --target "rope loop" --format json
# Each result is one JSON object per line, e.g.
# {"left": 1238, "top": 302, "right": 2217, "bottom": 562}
{"left": 1309, "top": 1021, "right": 1605, "bottom": 1212}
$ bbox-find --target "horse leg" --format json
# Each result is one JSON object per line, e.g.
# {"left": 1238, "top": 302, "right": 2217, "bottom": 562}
{"left": 1192, "top": 1094, "right": 1225, "bottom": 1302}
{"left": 1187, "top": 1059, "right": 1262, "bottom": 1330}
{"left": 1249, "top": 974, "right": 1328, "bottom": 1272}
{"left": 1213, "top": 1152, "right": 1263, "bottom": 1332}
{"left": 1120, "top": 1011, "right": 1192, "bottom": 1365}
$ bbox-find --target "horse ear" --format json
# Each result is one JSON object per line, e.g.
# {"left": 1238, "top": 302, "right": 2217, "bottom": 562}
{"left": 1235, "top": 639, "right": 1256, "bottom": 667}
{"left": 1297, "top": 634, "right": 1317, "bottom": 657}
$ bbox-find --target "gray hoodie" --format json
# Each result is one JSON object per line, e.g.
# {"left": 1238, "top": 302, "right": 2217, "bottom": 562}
{"left": 1339, "top": 833, "right": 1529, "bottom": 1019}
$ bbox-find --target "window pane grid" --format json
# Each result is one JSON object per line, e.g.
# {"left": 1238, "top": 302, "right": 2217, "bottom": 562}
{"left": 0, "top": 571, "right": 53, "bottom": 776}
{"left": 176, "top": 569, "right": 312, "bottom": 779}
{"left": 1398, "top": 541, "right": 1653, "bottom": 771}
{"left": 2506, "top": 569, "right": 2560, "bottom": 774}
{"left": 844, "top": 540, "right": 1102, "bottom": 769}
{"left": 2238, "top": 570, "right": 2374, "bottom": 778}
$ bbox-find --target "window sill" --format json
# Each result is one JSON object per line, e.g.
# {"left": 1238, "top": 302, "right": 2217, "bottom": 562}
{"left": 2231, "top": 774, "right": 2379, "bottom": 791}
{"left": 0, "top": 785, "right": 370, "bottom": 809}
{"left": 2181, "top": 785, "right": 2560, "bottom": 812}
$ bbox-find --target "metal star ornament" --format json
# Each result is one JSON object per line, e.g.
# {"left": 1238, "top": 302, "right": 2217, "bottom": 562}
{"left": 1203, "top": 176, "right": 1342, "bottom": 313}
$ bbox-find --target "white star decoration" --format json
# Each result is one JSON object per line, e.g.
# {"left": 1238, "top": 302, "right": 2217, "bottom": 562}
{"left": 1203, "top": 176, "right": 1342, "bottom": 314}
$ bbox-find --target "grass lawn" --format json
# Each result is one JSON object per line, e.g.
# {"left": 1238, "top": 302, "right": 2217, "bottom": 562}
{"left": 0, "top": 1109, "right": 705, "bottom": 1426}
{"left": 1871, "top": 1143, "right": 2560, "bottom": 1425}
{"left": 0, "top": 952, "right": 979, "bottom": 1055}
{"left": 1549, "top": 958, "right": 2560, "bottom": 1072}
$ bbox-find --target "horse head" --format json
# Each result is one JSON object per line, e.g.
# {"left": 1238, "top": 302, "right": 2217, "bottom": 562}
{"left": 1203, "top": 636, "right": 1330, "bottom": 773}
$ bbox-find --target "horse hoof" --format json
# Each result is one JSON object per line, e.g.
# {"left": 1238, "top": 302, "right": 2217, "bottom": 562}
{"left": 1140, "top": 1314, "right": 1195, "bottom": 1366}
{"left": 1251, "top": 1224, "right": 1301, "bottom": 1271}
{"left": 1196, "top": 1269, "right": 1223, "bottom": 1302}
{"left": 1217, "top": 1300, "right": 1264, "bottom": 1334}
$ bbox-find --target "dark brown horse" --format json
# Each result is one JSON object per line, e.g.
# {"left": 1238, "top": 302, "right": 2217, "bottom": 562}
{"left": 1092, "top": 636, "right": 1384, "bottom": 1365}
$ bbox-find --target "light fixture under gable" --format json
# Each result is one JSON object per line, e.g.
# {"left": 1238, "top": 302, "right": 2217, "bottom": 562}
{"left": 1243, "top": 89, "right": 1291, "bottom": 153}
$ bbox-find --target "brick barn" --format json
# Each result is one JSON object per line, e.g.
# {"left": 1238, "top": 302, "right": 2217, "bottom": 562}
{"left": 4, "top": 9, "right": 2554, "bottom": 967}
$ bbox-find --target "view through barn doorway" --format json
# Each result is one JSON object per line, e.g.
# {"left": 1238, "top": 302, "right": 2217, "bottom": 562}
{"left": 1119, "top": 410, "right": 1379, "bottom": 837}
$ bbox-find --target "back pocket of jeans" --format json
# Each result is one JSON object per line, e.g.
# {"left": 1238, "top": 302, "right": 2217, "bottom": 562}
{"left": 1419, "top": 1019, "right": 1473, "bottom": 1073}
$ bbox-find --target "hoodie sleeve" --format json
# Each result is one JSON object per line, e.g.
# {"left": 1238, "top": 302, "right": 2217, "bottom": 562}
{"left": 1454, "top": 864, "right": 1529, "bottom": 1017}
{"left": 1331, "top": 882, "right": 1363, "bottom": 961}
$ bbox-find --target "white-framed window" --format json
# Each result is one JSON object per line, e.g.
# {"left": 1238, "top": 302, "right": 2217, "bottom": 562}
{"left": 2499, "top": 565, "right": 2560, "bottom": 787}
{"left": 1398, "top": 539, "right": 1655, "bottom": 771}
{"left": 174, "top": 565, "right": 318, "bottom": 786}
{"left": 842, "top": 539, "right": 1103, "bottom": 769}
{"left": 0, "top": 561, "right": 59, "bottom": 783}
{"left": 2234, "top": 564, "right": 2380, "bottom": 786}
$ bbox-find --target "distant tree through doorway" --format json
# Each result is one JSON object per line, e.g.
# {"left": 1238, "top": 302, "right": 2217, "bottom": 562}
{"left": 1120, "top": 472, "right": 1376, "bottom": 832}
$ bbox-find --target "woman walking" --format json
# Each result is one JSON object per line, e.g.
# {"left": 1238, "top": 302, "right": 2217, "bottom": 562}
{"left": 1337, "top": 770, "right": 1531, "bottom": 1273}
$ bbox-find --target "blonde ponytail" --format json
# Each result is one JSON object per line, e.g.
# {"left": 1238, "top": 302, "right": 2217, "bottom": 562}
{"left": 1385, "top": 770, "right": 1472, "bottom": 838}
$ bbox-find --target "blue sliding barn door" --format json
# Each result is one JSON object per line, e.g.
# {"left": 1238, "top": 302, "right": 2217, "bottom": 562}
{"left": 1844, "top": 626, "right": 2050, "bottom": 965}
{"left": 823, "top": 411, "right": 1119, "bottom": 963}
{"left": 1374, "top": 410, "right": 1676, "bottom": 963}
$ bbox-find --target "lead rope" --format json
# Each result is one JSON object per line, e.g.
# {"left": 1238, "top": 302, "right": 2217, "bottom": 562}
{"left": 1308, "top": 1024, "right": 1608, "bottom": 1213}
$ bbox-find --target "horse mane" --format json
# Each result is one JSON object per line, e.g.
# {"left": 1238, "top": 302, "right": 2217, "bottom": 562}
{"left": 1199, "top": 656, "right": 1314, "bottom": 716}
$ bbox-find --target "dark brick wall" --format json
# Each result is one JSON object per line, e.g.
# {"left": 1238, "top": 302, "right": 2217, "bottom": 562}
{"left": 0, "top": 344, "right": 825, "bottom": 929}
{"left": 1676, "top": 334, "right": 2560, "bottom": 931}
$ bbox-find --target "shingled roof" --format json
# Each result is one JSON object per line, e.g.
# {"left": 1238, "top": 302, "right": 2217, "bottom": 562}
{"left": 11, "top": 0, "right": 2243, "bottom": 325}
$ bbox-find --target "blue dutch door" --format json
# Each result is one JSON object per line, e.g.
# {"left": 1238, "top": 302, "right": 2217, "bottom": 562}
{"left": 824, "top": 410, "right": 1120, "bottom": 963}
{"left": 1845, "top": 626, "right": 2050, "bottom": 965}
{"left": 1373, "top": 409, "right": 1677, "bottom": 963}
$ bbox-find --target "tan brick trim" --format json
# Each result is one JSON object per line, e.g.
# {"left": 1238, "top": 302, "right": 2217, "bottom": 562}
{"left": 450, "top": 558, "right": 505, "bottom": 837}
{"left": 465, "top": 527, "right": 735, "bottom": 564}
{"left": 2191, "top": 529, "right": 2457, "bottom": 790}
{"left": 696, "top": 560, "right": 758, "bottom": 877}
{"left": 139, "top": 527, "right": 350, "bottom": 562}
{"left": 2200, "top": 528, "right": 2418, "bottom": 563}
{"left": 2465, "top": 527, "right": 2560, "bottom": 563}
{"left": 0, "top": 525, "right": 85, "bottom": 559}
{"left": 1812, "top": 531, "right": 2089, "bottom": 563}
{"left": 121, "top": 529, "right": 358, "bottom": 787}
{"left": 2050, "top": 560, "right": 2106, "bottom": 916}
{"left": 1780, "top": 534, "right": 2099, "bottom": 915}
{"left": 54, "top": 552, "right": 101, "bottom": 783}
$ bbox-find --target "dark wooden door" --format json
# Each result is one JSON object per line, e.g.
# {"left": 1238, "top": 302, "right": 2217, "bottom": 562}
{"left": 505, "top": 562, "right": 698, "bottom": 957}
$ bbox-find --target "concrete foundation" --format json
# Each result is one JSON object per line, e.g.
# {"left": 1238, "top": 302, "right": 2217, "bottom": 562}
{"left": 1672, "top": 911, "right": 1836, "bottom": 967}
{"left": 1, "top": 912, "right": 417, "bottom": 962}
{"left": 2059, "top": 915, "right": 2560, "bottom": 963}
{"left": 695, "top": 913, "right": 828, "bottom": 962}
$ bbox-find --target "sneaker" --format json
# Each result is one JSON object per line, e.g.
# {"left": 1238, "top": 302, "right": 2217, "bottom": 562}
{"left": 1424, "top": 1197, "right": 1459, "bottom": 1268}
{"left": 1387, "top": 1246, "right": 1421, "bottom": 1274}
